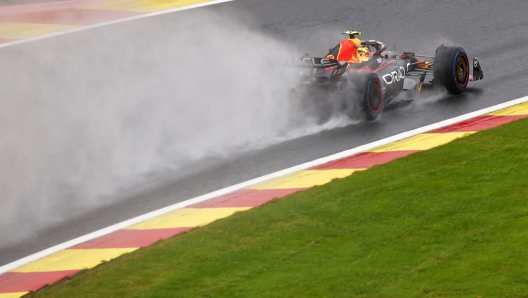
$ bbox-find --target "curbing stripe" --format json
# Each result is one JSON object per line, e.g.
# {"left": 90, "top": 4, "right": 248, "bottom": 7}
{"left": 247, "top": 169, "right": 364, "bottom": 190}
{"left": 429, "top": 115, "right": 528, "bottom": 133}
{"left": 0, "top": 9, "right": 142, "bottom": 26}
{"left": 0, "top": 271, "right": 79, "bottom": 293}
{"left": 0, "top": 22, "right": 77, "bottom": 39}
{"left": 311, "top": 151, "right": 419, "bottom": 170}
{"left": 10, "top": 248, "right": 137, "bottom": 273}
{"left": 0, "top": 292, "right": 29, "bottom": 298}
{"left": 488, "top": 101, "right": 528, "bottom": 116}
{"left": 79, "top": 0, "right": 212, "bottom": 13}
{"left": 189, "top": 189, "right": 306, "bottom": 208}
{"left": 124, "top": 207, "right": 251, "bottom": 230}
{"left": 0, "top": 0, "right": 111, "bottom": 16}
{"left": 368, "top": 132, "right": 475, "bottom": 152}
{"left": 0, "top": 0, "right": 233, "bottom": 48}
{"left": 71, "top": 228, "right": 194, "bottom": 249}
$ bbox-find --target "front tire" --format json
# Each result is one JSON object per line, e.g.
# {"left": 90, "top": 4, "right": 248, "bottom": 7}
{"left": 433, "top": 45, "right": 469, "bottom": 94}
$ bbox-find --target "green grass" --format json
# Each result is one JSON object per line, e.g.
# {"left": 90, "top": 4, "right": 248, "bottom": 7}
{"left": 31, "top": 118, "right": 528, "bottom": 298}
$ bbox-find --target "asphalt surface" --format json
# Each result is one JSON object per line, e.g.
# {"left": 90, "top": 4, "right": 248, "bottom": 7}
{"left": 2, "top": 0, "right": 528, "bottom": 266}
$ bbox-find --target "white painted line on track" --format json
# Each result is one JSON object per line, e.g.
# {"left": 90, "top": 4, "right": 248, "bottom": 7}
{"left": 0, "top": 0, "right": 233, "bottom": 49}
{"left": 1, "top": 95, "right": 528, "bottom": 274}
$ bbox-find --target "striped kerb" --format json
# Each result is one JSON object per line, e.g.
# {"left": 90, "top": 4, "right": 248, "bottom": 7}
{"left": 0, "top": 0, "right": 212, "bottom": 43}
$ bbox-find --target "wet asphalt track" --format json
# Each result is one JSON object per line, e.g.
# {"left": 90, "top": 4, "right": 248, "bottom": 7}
{"left": 2, "top": 0, "right": 528, "bottom": 266}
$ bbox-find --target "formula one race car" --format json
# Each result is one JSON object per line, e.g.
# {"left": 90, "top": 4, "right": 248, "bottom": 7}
{"left": 285, "top": 31, "right": 484, "bottom": 120}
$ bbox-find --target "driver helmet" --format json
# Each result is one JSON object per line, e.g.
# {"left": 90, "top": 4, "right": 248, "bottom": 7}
{"left": 343, "top": 30, "right": 362, "bottom": 39}
{"left": 358, "top": 46, "right": 370, "bottom": 56}
{"left": 343, "top": 30, "right": 362, "bottom": 44}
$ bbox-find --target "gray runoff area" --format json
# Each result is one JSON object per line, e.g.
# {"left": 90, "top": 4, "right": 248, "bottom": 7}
{"left": 1, "top": 0, "right": 527, "bottom": 267}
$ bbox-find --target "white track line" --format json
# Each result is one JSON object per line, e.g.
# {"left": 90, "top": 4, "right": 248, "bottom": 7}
{"left": 1, "top": 95, "right": 528, "bottom": 274}
{"left": 0, "top": 0, "right": 233, "bottom": 49}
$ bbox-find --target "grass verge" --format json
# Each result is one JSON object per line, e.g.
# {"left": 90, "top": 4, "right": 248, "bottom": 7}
{"left": 30, "top": 118, "right": 528, "bottom": 297}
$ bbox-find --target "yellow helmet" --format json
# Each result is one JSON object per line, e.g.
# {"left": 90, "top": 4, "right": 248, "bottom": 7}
{"left": 357, "top": 46, "right": 370, "bottom": 59}
{"left": 343, "top": 30, "right": 362, "bottom": 41}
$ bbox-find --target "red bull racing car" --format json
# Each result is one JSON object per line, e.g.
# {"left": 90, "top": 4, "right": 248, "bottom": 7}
{"left": 286, "top": 31, "right": 484, "bottom": 120}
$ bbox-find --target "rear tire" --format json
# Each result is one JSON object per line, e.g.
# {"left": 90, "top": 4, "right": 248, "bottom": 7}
{"left": 361, "top": 73, "right": 383, "bottom": 120}
{"left": 433, "top": 45, "right": 469, "bottom": 94}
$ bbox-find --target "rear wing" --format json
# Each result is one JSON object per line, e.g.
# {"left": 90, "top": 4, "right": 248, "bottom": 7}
{"left": 270, "top": 56, "right": 340, "bottom": 68}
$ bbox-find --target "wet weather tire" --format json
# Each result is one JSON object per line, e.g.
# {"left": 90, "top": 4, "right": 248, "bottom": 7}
{"left": 361, "top": 73, "right": 383, "bottom": 120}
{"left": 433, "top": 45, "right": 469, "bottom": 94}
